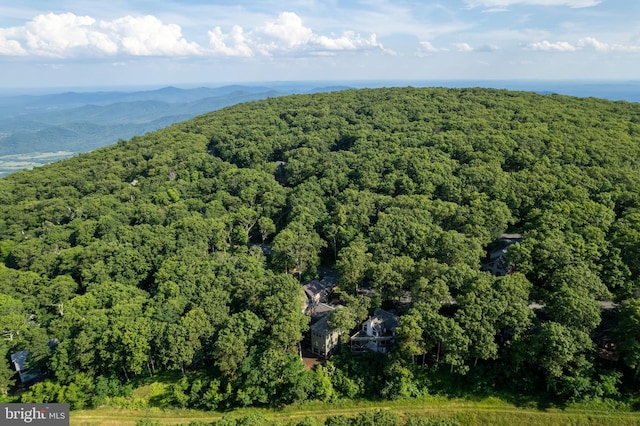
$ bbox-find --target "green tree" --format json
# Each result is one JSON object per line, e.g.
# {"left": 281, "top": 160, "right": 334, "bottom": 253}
{"left": 260, "top": 273, "right": 309, "bottom": 352}
{"left": 271, "top": 221, "right": 326, "bottom": 279}
{"left": 327, "top": 292, "right": 370, "bottom": 340}
{"left": 162, "top": 307, "right": 212, "bottom": 375}
{"left": 0, "top": 293, "right": 27, "bottom": 340}
{"left": 106, "top": 311, "right": 152, "bottom": 380}
{"left": 422, "top": 309, "right": 469, "bottom": 373}
{"left": 213, "top": 311, "right": 263, "bottom": 379}
{"left": 258, "top": 216, "right": 276, "bottom": 244}
{"left": 396, "top": 309, "right": 426, "bottom": 364}
{"left": 336, "top": 238, "right": 371, "bottom": 294}
{"left": 545, "top": 284, "right": 601, "bottom": 333}
{"left": 533, "top": 321, "right": 594, "bottom": 396}
{"left": 0, "top": 344, "right": 15, "bottom": 394}
{"left": 616, "top": 298, "right": 640, "bottom": 377}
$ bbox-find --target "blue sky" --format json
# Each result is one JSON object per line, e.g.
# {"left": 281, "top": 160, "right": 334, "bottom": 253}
{"left": 0, "top": 0, "right": 638, "bottom": 88}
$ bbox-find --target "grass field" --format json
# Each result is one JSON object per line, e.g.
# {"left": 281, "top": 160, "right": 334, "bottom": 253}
{"left": 70, "top": 396, "right": 640, "bottom": 425}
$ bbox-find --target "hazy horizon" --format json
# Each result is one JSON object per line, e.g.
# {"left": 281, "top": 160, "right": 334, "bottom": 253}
{"left": 2, "top": 78, "right": 640, "bottom": 99}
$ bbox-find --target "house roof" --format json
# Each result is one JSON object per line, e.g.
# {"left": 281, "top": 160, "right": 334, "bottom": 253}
{"left": 351, "top": 308, "right": 399, "bottom": 344}
{"left": 310, "top": 315, "right": 333, "bottom": 334}
{"left": 309, "top": 304, "right": 346, "bottom": 334}
{"left": 10, "top": 350, "right": 40, "bottom": 383}
{"left": 10, "top": 350, "right": 29, "bottom": 372}
{"left": 303, "top": 278, "right": 335, "bottom": 303}
{"left": 308, "top": 302, "right": 336, "bottom": 318}
{"left": 483, "top": 234, "right": 523, "bottom": 276}
{"left": 303, "top": 279, "right": 325, "bottom": 299}
{"left": 370, "top": 308, "right": 399, "bottom": 332}
{"left": 490, "top": 235, "right": 522, "bottom": 256}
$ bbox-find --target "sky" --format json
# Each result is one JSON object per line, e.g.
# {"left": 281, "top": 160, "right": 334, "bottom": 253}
{"left": 0, "top": 0, "right": 638, "bottom": 88}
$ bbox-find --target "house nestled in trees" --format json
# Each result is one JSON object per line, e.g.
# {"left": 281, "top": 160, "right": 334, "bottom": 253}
{"left": 351, "top": 309, "right": 399, "bottom": 354}
{"left": 10, "top": 351, "right": 38, "bottom": 383}
{"left": 482, "top": 234, "right": 522, "bottom": 276}
{"left": 303, "top": 278, "right": 336, "bottom": 314}
{"left": 310, "top": 314, "right": 341, "bottom": 358}
{"left": 303, "top": 274, "right": 343, "bottom": 358}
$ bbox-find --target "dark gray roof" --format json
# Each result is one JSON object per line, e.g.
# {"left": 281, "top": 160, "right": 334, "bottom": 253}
{"left": 10, "top": 350, "right": 28, "bottom": 372}
{"left": 483, "top": 234, "right": 523, "bottom": 276}
{"left": 303, "top": 279, "right": 324, "bottom": 298}
{"left": 371, "top": 308, "right": 399, "bottom": 332}
{"left": 310, "top": 315, "right": 333, "bottom": 334}
{"left": 308, "top": 302, "right": 336, "bottom": 318}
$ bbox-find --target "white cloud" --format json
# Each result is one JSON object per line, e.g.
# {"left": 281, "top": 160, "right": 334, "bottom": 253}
{"left": 419, "top": 41, "right": 447, "bottom": 53}
{"left": 313, "top": 32, "right": 382, "bottom": 51}
{"left": 255, "top": 12, "right": 387, "bottom": 54}
{"left": 588, "top": 38, "right": 640, "bottom": 53}
{"left": 208, "top": 25, "right": 253, "bottom": 57}
{"left": 0, "top": 11, "right": 387, "bottom": 58}
{"left": 209, "top": 12, "right": 388, "bottom": 56}
{"left": 576, "top": 36, "right": 640, "bottom": 53}
{"left": 527, "top": 40, "right": 577, "bottom": 51}
{"left": 0, "top": 33, "right": 26, "bottom": 55}
{"left": 527, "top": 37, "right": 640, "bottom": 53}
{"left": 256, "top": 12, "right": 313, "bottom": 50}
{"left": 449, "top": 42, "right": 499, "bottom": 53}
{"left": 23, "top": 12, "right": 114, "bottom": 57}
{"left": 0, "top": 12, "right": 201, "bottom": 57}
{"left": 481, "top": 8, "right": 510, "bottom": 12}
{"left": 465, "top": 0, "right": 601, "bottom": 8}
{"left": 454, "top": 42, "right": 474, "bottom": 52}
{"left": 577, "top": 37, "right": 608, "bottom": 51}
{"left": 100, "top": 15, "right": 202, "bottom": 56}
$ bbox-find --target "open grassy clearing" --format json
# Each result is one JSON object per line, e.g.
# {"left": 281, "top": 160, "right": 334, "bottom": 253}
{"left": 70, "top": 396, "right": 640, "bottom": 425}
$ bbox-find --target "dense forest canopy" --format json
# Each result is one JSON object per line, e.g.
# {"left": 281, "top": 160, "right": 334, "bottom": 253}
{"left": 1, "top": 87, "right": 640, "bottom": 409}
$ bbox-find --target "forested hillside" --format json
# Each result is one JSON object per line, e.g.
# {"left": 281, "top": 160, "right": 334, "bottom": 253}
{"left": 1, "top": 87, "right": 640, "bottom": 410}
{"left": 0, "top": 84, "right": 330, "bottom": 176}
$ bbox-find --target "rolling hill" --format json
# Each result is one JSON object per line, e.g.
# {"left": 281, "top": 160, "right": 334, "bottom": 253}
{"left": 1, "top": 87, "right": 640, "bottom": 415}
{"left": 0, "top": 84, "right": 351, "bottom": 176}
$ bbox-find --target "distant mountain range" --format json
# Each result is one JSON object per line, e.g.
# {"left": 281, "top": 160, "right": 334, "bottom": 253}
{"left": 0, "top": 84, "right": 356, "bottom": 176}
{"left": 1, "top": 80, "right": 639, "bottom": 177}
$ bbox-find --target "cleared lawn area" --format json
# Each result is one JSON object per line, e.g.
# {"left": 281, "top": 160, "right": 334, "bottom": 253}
{"left": 70, "top": 396, "right": 640, "bottom": 425}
